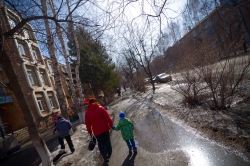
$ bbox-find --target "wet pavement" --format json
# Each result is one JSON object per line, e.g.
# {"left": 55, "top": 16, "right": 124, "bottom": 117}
{"left": 136, "top": 108, "right": 249, "bottom": 166}
{"left": 110, "top": 91, "right": 250, "bottom": 166}
{"left": 0, "top": 120, "right": 80, "bottom": 166}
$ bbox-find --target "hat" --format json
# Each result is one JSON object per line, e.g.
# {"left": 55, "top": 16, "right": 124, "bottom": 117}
{"left": 119, "top": 112, "right": 125, "bottom": 118}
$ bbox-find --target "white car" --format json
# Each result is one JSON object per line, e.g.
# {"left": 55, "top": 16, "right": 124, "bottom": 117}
{"left": 155, "top": 73, "right": 172, "bottom": 83}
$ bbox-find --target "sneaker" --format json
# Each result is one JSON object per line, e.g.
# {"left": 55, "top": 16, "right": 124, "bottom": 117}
{"left": 104, "top": 156, "right": 109, "bottom": 163}
{"left": 59, "top": 149, "right": 66, "bottom": 154}
{"left": 70, "top": 148, "right": 75, "bottom": 153}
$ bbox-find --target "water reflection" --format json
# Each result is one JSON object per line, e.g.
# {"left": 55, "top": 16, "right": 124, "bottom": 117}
{"left": 134, "top": 107, "right": 250, "bottom": 166}
{"left": 185, "top": 147, "right": 209, "bottom": 166}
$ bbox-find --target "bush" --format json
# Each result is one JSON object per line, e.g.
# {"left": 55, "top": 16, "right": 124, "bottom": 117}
{"left": 134, "top": 76, "right": 146, "bottom": 92}
{"left": 172, "top": 55, "right": 250, "bottom": 110}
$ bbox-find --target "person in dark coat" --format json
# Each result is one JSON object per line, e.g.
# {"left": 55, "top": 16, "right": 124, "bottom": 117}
{"left": 116, "top": 88, "right": 121, "bottom": 97}
{"left": 53, "top": 115, "right": 75, "bottom": 153}
{"left": 85, "top": 98, "right": 113, "bottom": 164}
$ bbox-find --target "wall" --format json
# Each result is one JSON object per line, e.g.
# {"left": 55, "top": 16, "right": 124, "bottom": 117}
{"left": 164, "top": 1, "right": 250, "bottom": 70}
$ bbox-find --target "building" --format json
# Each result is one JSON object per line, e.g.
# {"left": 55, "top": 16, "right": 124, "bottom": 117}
{"left": 0, "top": 2, "right": 74, "bottom": 136}
{"left": 164, "top": 0, "right": 250, "bottom": 70}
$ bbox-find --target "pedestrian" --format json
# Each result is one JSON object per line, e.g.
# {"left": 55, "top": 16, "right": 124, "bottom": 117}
{"left": 85, "top": 98, "right": 113, "bottom": 164}
{"left": 111, "top": 112, "right": 137, "bottom": 154}
{"left": 117, "top": 88, "right": 121, "bottom": 97}
{"left": 53, "top": 114, "right": 75, "bottom": 153}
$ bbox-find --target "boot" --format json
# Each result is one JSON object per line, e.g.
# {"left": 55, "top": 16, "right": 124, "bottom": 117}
{"left": 129, "top": 149, "right": 132, "bottom": 155}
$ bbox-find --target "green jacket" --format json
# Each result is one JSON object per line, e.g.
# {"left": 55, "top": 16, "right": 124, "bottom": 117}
{"left": 114, "top": 118, "right": 134, "bottom": 141}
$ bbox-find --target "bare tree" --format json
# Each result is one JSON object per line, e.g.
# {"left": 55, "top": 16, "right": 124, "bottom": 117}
{"left": 48, "top": 0, "right": 85, "bottom": 124}
{"left": 122, "top": 26, "right": 159, "bottom": 92}
{"left": 66, "top": 0, "right": 86, "bottom": 123}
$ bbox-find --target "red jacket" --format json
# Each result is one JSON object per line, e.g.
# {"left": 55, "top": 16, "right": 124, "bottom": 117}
{"left": 85, "top": 104, "right": 113, "bottom": 136}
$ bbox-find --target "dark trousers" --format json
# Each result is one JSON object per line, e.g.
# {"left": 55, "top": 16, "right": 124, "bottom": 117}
{"left": 58, "top": 135, "right": 74, "bottom": 152}
{"left": 96, "top": 131, "right": 112, "bottom": 159}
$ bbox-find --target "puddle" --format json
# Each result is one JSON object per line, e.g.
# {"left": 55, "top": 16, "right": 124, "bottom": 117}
{"left": 135, "top": 108, "right": 250, "bottom": 166}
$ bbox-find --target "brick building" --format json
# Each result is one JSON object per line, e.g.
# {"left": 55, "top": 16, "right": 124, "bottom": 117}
{"left": 164, "top": 0, "right": 250, "bottom": 70}
{"left": 0, "top": 3, "right": 74, "bottom": 134}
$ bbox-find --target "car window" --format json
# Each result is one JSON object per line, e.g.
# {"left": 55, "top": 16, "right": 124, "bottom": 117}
{"left": 158, "top": 73, "right": 166, "bottom": 77}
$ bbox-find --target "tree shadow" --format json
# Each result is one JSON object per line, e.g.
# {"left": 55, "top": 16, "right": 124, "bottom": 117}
{"left": 53, "top": 153, "right": 72, "bottom": 165}
{"left": 121, "top": 153, "right": 137, "bottom": 166}
{"left": 222, "top": 110, "right": 250, "bottom": 134}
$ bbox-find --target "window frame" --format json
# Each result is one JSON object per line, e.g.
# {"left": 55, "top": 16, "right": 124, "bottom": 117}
{"left": 24, "top": 30, "right": 30, "bottom": 39}
{"left": 18, "top": 43, "right": 26, "bottom": 56}
{"left": 27, "top": 71, "right": 35, "bottom": 85}
{"left": 9, "top": 18, "right": 16, "bottom": 28}
{"left": 0, "top": 77, "right": 6, "bottom": 94}
{"left": 40, "top": 73, "right": 45, "bottom": 85}
{"left": 48, "top": 64, "right": 53, "bottom": 73}
{"left": 49, "top": 97, "right": 55, "bottom": 108}
{"left": 32, "top": 50, "right": 39, "bottom": 60}
{"left": 37, "top": 98, "right": 45, "bottom": 111}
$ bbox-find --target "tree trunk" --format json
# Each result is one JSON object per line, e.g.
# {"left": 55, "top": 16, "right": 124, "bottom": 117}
{"left": 66, "top": 0, "right": 86, "bottom": 123}
{"left": 49, "top": 0, "right": 84, "bottom": 124}
{"left": 2, "top": 46, "right": 52, "bottom": 165}
{"left": 31, "top": 134, "right": 52, "bottom": 166}
{"left": 40, "top": 0, "right": 68, "bottom": 119}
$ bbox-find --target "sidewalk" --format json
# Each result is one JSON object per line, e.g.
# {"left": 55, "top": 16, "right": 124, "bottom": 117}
{"left": 0, "top": 120, "right": 80, "bottom": 166}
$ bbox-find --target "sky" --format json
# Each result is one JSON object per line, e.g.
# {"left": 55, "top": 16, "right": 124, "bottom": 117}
{"left": 6, "top": 0, "right": 187, "bottom": 63}
{"left": 73, "top": 0, "right": 187, "bottom": 61}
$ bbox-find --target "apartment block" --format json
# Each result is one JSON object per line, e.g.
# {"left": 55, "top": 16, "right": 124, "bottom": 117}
{"left": 0, "top": 3, "right": 73, "bottom": 134}
{"left": 164, "top": 1, "right": 250, "bottom": 69}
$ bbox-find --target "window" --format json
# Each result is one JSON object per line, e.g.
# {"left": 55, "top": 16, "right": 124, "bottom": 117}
{"left": 24, "top": 30, "right": 29, "bottom": 38}
{"left": 49, "top": 97, "right": 55, "bottom": 108}
{"left": 9, "top": 18, "right": 16, "bottom": 28}
{"left": 48, "top": 64, "right": 53, "bottom": 73}
{"left": 18, "top": 43, "right": 26, "bottom": 56}
{"left": 220, "top": 10, "right": 225, "bottom": 15}
{"left": 191, "top": 30, "right": 197, "bottom": 36}
{"left": 61, "top": 66, "right": 66, "bottom": 73}
{"left": 37, "top": 98, "right": 45, "bottom": 111}
{"left": 246, "top": 34, "right": 250, "bottom": 44}
{"left": 234, "top": 22, "right": 239, "bottom": 27}
{"left": 40, "top": 73, "right": 45, "bottom": 84}
{"left": 206, "top": 29, "right": 214, "bottom": 35}
{"left": 0, "top": 77, "right": 6, "bottom": 94}
{"left": 32, "top": 50, "right": 39, "bottom": 60}
{"left": 230, "top": 13, "right": 235, "bottom": 19}
{"left": 50, "top": 77, "right": 55, "bottom": 87}
{"left": 27, "top": 71, "right": 35, "bottom": 84}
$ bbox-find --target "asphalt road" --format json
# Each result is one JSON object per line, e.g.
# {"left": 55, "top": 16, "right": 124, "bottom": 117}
{"left": 0, "top": 120, "right": 80, "bottom": 166}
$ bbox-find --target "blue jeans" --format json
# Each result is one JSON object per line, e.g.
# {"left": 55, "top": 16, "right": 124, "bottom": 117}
{"left": 125, "top": 138, "right": 137, "bottom": 151}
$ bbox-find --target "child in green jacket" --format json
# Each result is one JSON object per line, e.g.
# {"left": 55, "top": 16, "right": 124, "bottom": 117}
{"left": 111, "top": 112, "right": 137, "bottom": 154}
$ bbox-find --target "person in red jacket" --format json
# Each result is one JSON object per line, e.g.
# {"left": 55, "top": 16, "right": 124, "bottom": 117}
{"left": 85, "top": 98, "right": 113, "bottom": 164}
